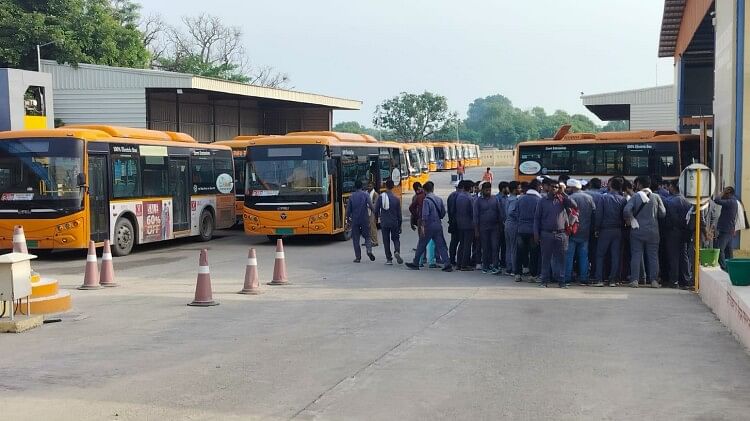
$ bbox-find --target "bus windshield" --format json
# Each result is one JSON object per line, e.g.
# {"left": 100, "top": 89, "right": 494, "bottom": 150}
{"left": 245, "top": 145, "right": 330, "bottom": 206}
{"left": 0, "top": 138, "right": 84, "bottom": 216}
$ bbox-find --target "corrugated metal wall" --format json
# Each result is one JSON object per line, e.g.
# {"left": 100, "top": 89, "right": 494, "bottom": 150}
{"left": 630, "top": 103, "right": 678, "bottom": 131}
{"left": 54, "top": 88, "right": 146, "bottom": 127}
{"left": 41, "top": 60, "right": 191, "bottom": 90}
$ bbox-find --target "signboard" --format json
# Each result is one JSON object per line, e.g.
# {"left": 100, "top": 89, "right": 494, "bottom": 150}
{"left": 678, "top": 163, "right": 716, "bottom": 204}
{"left": 519, "top": 161, "right": 541, "bottom": 175}
{"left": 143, "top": 201, "right": 163, "bottom": 242}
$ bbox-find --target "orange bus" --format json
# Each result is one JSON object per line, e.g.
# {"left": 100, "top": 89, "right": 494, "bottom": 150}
{"left": 514, "top": 129, "right": 702, "bottom": 182}
{"left": 0, "top": 125, "right": 235, "bottom": 255}
{"left": 243, "top": 132, "right": 404, "bottom": 240}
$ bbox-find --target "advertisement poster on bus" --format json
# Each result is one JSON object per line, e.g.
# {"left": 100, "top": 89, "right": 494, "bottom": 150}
{"left": 144, "top": 201, "right": 163, "bottom": 242}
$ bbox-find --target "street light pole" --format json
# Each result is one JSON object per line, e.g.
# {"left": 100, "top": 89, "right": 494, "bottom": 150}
{"left": 36, "top": 41, "right": 56, "bottom": 72}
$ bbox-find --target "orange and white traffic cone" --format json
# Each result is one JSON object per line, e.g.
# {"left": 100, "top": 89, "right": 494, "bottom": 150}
{"left": 99, "top": 240, "right": 118, "bottom": 287}
{"left": 12, "top": 225, "right": 28, "bottom": 253}
{"left": 78, "top": 241, "right": 101, "bottom": 290}
{"left": 267, "top": 239, "right": 289, "bottom": 285}
{"left": 188, "top": 249, "right": 219, "bottom": 306}
{"left": 238, "top": 248, "right": 262, "bottom": 295}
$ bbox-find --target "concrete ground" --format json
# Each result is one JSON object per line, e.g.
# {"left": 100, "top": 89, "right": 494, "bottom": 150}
{"left": 2, "top": 167, "right": 750, "bottom": 420}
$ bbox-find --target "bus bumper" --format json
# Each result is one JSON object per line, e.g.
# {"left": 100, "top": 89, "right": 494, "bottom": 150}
{"left": 0, "top": 214, "right": 88, "bottom": 251}
{"left": 243, "top": 206, "right": 335, "bottom": 236}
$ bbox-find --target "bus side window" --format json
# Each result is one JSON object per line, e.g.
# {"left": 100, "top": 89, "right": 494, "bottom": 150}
{"left": 112, "top": 155, "right": 141, "bottom": 198}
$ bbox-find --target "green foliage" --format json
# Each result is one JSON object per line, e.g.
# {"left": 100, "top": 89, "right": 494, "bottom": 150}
{"left": 373, "top": 91, "right": 454, "bottom": 142}
{"left": 332, "top": 121, "right": 389, "bottom": 139}
{"left": 0, "top": 0, "right": 150, "bottom": 70}
{"left": 602, "top": 120, "right": 629, "bottom": 131}
{"left": 464, "top": 95, "right": 600, "bottom": 147}
{"left": 156, "top": 54, "right": 249, "bottom": 83}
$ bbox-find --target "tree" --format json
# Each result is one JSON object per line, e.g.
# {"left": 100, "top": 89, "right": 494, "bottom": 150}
{"left": 150, "top": 13, "right": 289, "bottom": 87}
{"left": 373, "top": 91, "right": 455, "bottom": 142}
{"left": 0, "top": 0, "right": 150, "bottom": 70}
{"left": 332, "top": 121, "right": 385, "bottom": 139}
{"left": 601, "top": 120, "right": 629, "bottom": 131}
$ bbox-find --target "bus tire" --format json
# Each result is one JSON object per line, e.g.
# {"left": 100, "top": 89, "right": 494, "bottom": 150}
{"left": 112, "top": 217, "right": 135, "bottom": 256}
{"left": 198, "top": 210, "right": 215, "bottom": 242}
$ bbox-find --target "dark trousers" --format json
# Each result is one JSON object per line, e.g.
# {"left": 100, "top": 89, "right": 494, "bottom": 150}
{"left": 540, "top": 231, "right": 568, "bottom": 286}
{"left": 449, "top": 230, "right": 460, "bottom": 265}
{"left": 715, "top": 231, "right": 734, "bottom": 270}
{"left": 630, "top": 232, "right": 659, "bottom": 283}
{"left": 381, "top": 226, "right": 400, "bottom": 261}
{"left": 588, "top": 233, "right": 598, "bottom": 281}
{"left": 516, "top": 232, "right": 540, "bottom": 276}
{"left": 596, "top": 228, "right": 622, "bottom": 283}
{"left": 413, "top": 227, "right": 450, "bottom": 267}
{"left": 480, "top": 229, "right": 499, "bottom": 270}
{"left": 351, "top": 222, "right": 371, "bottom": 260}
{"left": 498, "top": 226, "right": 506, "bottom": 267}
{"left": 457, "top": 229, "right": 474, "bottom": 268}
{"left": 665, "top": 228, "right": 691, "bottom": 286}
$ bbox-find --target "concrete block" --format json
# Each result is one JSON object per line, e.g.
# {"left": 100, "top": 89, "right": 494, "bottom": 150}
{"left": 0, "top": 315, "right": 43, "bottom": 333}
{"left": 700, "top": 267, "right": 750, "bottom": 350}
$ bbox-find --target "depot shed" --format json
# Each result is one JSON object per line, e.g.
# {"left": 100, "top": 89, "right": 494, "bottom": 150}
{"left": 40, "top": 60, "right": 361, "bottom": 143}
{"left": 581, "top": 85, "right": 677, "bottom": 131}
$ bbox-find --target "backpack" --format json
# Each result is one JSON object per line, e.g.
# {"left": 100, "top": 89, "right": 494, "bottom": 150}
{"left": 565, "top": 207, "right": 580, "bottom": 236}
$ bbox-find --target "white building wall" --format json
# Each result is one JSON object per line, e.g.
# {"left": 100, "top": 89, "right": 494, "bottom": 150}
{"left": 630, "top": 103, "right": 678, "bottom": 131}
{"left": 53, "top": 88, "right": 146, "bottom": 128}
{"left": 714, "top": 0, "right": 738, "bottom": 190}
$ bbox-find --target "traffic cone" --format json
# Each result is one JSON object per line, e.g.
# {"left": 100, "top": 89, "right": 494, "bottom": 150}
{"left": 78, "top": 241, "right": 101, "bottom": 290}
{"left": 12, "top": 225, "right": 28, "bottom": 253}
{"left": 188, "top": 249, "right": 219, "bottom": 306}
{"left": 267, "top": 239, "right": 289, "bottom": 285}
{"left": 238, "top": 248, "right": 262, "bottom": 295}
{"left": 99, "top": 240, "right": 118, "bottom": 287}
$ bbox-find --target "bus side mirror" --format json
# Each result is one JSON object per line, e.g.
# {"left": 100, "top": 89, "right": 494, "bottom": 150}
{"left": 326, "top": 159, "right": 335, "bottom": 175}
{"left": 76, "top": 173, "right": 86, "bottom": 188}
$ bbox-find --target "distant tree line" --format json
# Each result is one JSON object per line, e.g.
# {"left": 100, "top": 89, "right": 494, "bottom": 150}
{"left": 334, "top": 91, "right": 631, "bottom": 147}
{"left": 0, "top": 0, "right": 289, "bottom": 87}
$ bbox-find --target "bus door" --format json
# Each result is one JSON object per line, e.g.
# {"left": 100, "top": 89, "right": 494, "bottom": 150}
{"left": 169, "top": 158, "right": 190, "bottom": 232}
{"left": 368, "top": 154, "right": 380, "bottom": 188}
{"left": 332, "top": 157, "right": 343, "bottom": 230}
{"left": 87, "top": 154, "right": 110, "bottom": 243}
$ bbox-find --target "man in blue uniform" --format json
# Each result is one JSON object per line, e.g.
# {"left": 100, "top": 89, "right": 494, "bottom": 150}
{"left": 346, "top": 179, "right": 375, "bottom": 263}
{"left": 534, "top": 178, "right": 577, "bottom": 288}
{"left": 594, "top": 178, "right": 627, "bottom": 287}
{"left": 475, "top": 182, "right": 503, "bottom": 273}
{"left": 516, "top": 180, "right": 541, "bottom": 281}
{"left": 713, "top": 186, "right": 739, "bottom": 270}
{"left": 375, "top": 179, "right": 403, "bottom": 265}
{"left": 663, "top": 180, "right": 693, "bottom": 288}
{"left": 406, "top": 182, "right": 453, "bottom": 271}
{"left": 455, "top": 181, "right": 475, "bottom": 271}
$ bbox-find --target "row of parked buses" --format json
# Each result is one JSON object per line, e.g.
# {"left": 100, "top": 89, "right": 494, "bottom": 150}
{"left": 0, "top": 125, "right": 481, "bottom": 255}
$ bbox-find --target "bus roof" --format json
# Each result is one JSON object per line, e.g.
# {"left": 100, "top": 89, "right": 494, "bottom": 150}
{"left": 517, "top": 130, "right": 698, "bottom": 147}
{"left": 244, "top": 131, "right": 396, "bottom": 148}
{"left": 0, "top": 125, "right": 231, "bottom": 150}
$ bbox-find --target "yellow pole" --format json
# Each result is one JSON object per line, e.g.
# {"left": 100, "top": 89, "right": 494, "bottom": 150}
{"left": 694, "top": 169, "right": 701, "bottom": 292}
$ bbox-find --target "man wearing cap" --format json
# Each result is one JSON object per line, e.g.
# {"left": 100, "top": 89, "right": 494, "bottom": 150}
{"left": 534, "top": 178, "right": 577, "bottom": 288}
{"left": 565, "top": 179, "right": 595, "bottom": 286}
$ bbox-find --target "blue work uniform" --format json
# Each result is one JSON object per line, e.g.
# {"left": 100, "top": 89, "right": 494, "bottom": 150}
{"left": 624, "top": 191, "right": 666, "bottom": 284}
{"left": 565, "top": 191, "right": 595, "bottom": 284}
{"left": 534, "top": 193, "right": 577, "bottom": 287}
{"left": 474, "top": 195, "right": 503, "bottom": 270}
{"left": 455, "top": 191, "right": 474, "bottom": 269}
{"left": 594, "top": 191, "right": 627, "bottom": 284}
{"left": 516, "top": 191, "right": 541, "bottom": 277}
{"left": 374, "top": 190, "right": 402, "bottom": 262}
{"left": 412, "top": 193, "right": 451, "bottom": 269}
{"left": 346, "top": 189, "right": 373, "bottom": 260}
{"left": 714, "top": 195, "right": 739, "bottom": 269}
{"left": 504, "top": 194, "right": 520, "bottom": 275}
{"left": 664, "top": 193, "right": 693, "bottom": 287}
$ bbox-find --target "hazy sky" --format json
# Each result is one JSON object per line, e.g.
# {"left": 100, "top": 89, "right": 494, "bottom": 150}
{"left": 140, "top": 0, "right": 674, "bottom": 126}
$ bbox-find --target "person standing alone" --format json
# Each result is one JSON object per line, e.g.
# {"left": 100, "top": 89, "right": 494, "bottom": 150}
{"left": 346, "top": 179, "right": 375, "bottom": 263}
{"left": 375, "top": 179, "right": 403, "bottom": 265}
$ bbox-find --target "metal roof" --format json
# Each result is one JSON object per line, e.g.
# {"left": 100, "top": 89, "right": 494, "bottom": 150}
{"left": 659, "top": 0, "right": 687, "bottom": 57}
{"left": 40, "top": 60, "right": 361, "bottom": 110}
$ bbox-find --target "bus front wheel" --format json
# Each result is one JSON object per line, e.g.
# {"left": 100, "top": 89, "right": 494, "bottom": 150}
{"left": 112, "top": 218, "right": 135, "bottom": 256}
{"left": 198, "top": 210, "right": 215, "bottom": 242}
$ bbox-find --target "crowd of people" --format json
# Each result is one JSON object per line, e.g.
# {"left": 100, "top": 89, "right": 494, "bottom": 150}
{"left": 346, "top": 171, "right": 747, "bottom": 289}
